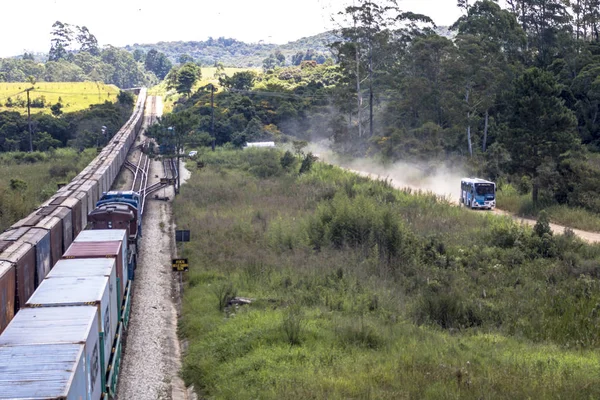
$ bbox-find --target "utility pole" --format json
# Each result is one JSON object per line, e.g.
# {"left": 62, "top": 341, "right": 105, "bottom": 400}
{"left": 210, "top": 84, "right": 216, "bottom": 151}
{"left": 25, "top": 88, "right": 34, "bottom": 152}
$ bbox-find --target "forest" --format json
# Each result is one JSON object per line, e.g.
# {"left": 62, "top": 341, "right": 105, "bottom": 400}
{"left": 150, "top": 0, "right": 600, "bottom": 224}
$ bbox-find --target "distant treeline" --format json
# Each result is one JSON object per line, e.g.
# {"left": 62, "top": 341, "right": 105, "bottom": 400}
{"left": 0, "top": 91, "right": 134, "bottom": 152}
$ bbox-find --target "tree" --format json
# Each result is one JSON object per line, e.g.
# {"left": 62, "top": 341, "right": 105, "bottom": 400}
{"left": 49, "top": 21, "right": 74, "bottom": 61}
{"left": 502, "top": 68, "right": 578, "bottom": 203}
{"left": 332, "top": 0, "right": 433, "bottom": 138}
{"left": 262, "top": 54, "right": 278, "bottom": 72}
{"left": 219, "top": 71, "right": 256, "bottom": 91}
{"left": 145, "top": 49, "right": 173, "bottom": 80}
{"left": 178, "top": 54, "right": 194, "bottom": 64}
{"left": 176, "top": 63, "right": 201, "bottom": 96}
{"left": 76, "top": 26, "right": 99, "bottom": 56}
{"left": 133, "top": 49, "right": 145, "bottom": 62}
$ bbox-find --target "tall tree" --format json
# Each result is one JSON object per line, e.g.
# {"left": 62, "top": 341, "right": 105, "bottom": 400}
{"left": 76, "top": 26, "right": 99, "bottom": 56}
{"left": 333, "top": 0, "right": 432, "bottom": 138}
{"left": 176, "top": 63, "right": 201, "bottom": 96}
{"left": 49, "top": 21, "right": 74, "bottom": 61}
{"left": 502, "top": 67, "right": 578, "bottom": 203}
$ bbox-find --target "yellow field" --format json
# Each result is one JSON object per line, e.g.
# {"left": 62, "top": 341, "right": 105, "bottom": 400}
{"left": 0, "top": 82, "right": 120, "bottom": 115}
{"left": 149, "top": 67, "right": 260, "bottom": 113}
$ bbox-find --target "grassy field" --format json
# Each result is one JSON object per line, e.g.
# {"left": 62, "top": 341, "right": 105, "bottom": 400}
{"left": 0, "top": 149, "right": 96, "bottom": 231}
{"left": 174, "top": 149, "right": 600, "bottom": 399}
{"left": 149, "top": 67, "right": 259, "bottom": 113}
{"left": 0, "top": 82, "right": 120, "bottom": 115}
{"left": 497, "top": 184, "right": 600, "bottom": 232}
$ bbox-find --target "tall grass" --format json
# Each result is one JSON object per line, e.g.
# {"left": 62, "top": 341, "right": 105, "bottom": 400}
{"left": 0, "top": 148, "right": 95, "bottom": 230}
{"left": 175, "top": 150, "right": 600, "bottom": 399}
{"left": 497, "top": 183, "right": 600, "bottom": 232}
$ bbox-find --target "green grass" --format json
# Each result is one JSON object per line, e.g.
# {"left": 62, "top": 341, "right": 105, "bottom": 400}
{"left": 175, "top": 149, "right": 600, "bottom": 399}
{"left": 0, "top": 82, "right": 120, "bottom": 115}
{"left": 0, "top": 148, "right": 96, "bottom": 230}
{"left": 497, "top": 184, "right": 600, "bottom": 232}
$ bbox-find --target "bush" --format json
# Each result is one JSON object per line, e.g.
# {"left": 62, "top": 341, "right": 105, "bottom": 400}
{"left": 282, "top": 305, "right": 303, "bottom": 345}
{"left": 49, "top": 163, "right": 76, "bottom": 177}
{"left": 415, "top": 288, "right": 482, "bottom": 330}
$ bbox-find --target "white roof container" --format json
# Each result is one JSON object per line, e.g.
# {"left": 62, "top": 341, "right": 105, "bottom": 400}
{"left": 74, "top": 230, "right": 127, "bottom": 281}
{"left": 46, "top": 258, "right": 119, "bottom": 344}
{"left": 0, "top": 343, "right": 97, "bottom": 399}
{"left": 25, "top": 276, "right": 115, "bottom": 379}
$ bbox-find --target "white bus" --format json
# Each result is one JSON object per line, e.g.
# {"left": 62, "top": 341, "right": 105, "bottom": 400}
{"left": 460, "top": 178, "right": 496, "bottom": 210}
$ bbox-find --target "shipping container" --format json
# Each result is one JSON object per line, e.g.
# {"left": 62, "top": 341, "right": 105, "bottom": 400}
{"left": 75, "top": 230, "right": 127, "bottom": 275}
{"left": 20, "top": 227, "right": 51, "bottom": 285}
{"left": 0, "top": 242, "right": 36, "bottom": 309}
{"left": 0, "top": 226, "right": 30, "bottom": 243}
{"left": 47, "top": 258, "right": 119, "bottom": 340}
{"left": 61, "top": 197, "right": 83, "bottom": 238}
{"left": 0, "top": 307, "right": 102, "bottom": 398}
{"left": 35, "top": 206, "right": 73, "bottom": 252}
{"left": 36, "top": 214, "right": 63, "bottom": 267}
{"left": 74, "top": 191, "right": 88, "bottom": 229}
{"left": 66, "top": 235, "right": 127, "bottom": 299}
{"left": 11, "top": 212, "right": 45, "bottom": 229}
{"left": 0, "top": 261, "right": 15, "bottom": 334}
{"left": 25, "top": 276, "right": 115, "bottom": 380}
{"left": 0, "top": 343, "right": 95, "bottom": 400}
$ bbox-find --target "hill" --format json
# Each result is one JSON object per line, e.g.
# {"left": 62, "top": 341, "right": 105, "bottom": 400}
{"left": 123, "top": 31, "right": 339, "bottom": 68}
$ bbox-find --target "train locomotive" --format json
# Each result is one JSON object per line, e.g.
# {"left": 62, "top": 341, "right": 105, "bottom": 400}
{"left": 0, "top": 88, "right": 148, "bottom": 399}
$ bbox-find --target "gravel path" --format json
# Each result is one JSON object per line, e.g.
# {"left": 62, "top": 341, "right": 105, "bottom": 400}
{"left": 349, "top": 168, "right": 600, "bottom": 243}
{"left": 116, "top": 96, "right": 189, "bottom": 400}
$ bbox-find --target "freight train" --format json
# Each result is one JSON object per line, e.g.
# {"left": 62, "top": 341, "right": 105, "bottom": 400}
{"left": 0, "top": 88, "right": 148, "bottom": 399}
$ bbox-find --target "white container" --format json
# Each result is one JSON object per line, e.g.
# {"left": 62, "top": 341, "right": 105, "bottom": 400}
{"left": 0, "top": 306, "right": 102, "bottom": 400}
{"left": 25, "top": 276, "right": 114, "bottom": 379}
{"left": 46, "top": 258, "right": 119, "bottom": 347}
{"left": 0, "top": 343, "right": 96, "bottom": 400}
{"left": 74, "top": 229, "right": 128, "bottom": 286}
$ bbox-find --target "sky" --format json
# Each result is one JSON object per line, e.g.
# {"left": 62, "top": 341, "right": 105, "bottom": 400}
{"left": 0, "top": 0, "right": 463, "bottom": 58}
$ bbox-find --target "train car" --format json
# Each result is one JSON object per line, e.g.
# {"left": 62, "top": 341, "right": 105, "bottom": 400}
{"left": 25, "top": 276, "right": 116, "bottom": 389}
{"left": 91, "top": 191, "right": 141, "bottom": 244}
{"left": 0, "top": 306, "right": 103, "bottom": 400}
{"left": 0, "top": 343, "right": 98, "bottom": 400}
{"left": 65, "top": 229, "right": 130, "bottom": 300}
{"left": 0, "top": 88, "right": 147, "bottom": 398}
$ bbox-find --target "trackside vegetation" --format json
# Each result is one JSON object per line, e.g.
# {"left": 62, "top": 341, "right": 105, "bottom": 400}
{"left": 0, "top": 148, "right": 96, "bottom": 231}
{"left": 175, "top": 149, "right": 600, "bottom": 399}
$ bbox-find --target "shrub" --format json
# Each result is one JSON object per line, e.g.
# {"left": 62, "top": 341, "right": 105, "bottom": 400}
{"left": 415, "top": 288, "right": 482, "bottom": 330}
{"left": 48, "top": 163, "right": 76, "bottom": 178}
{"left": 299, "top": 152, "right": 317, "bottom": 175}
{"left": 280, "top": 150, "right": 296, "bottom": 170}
{"left": 282, "top": 305, "right": 304, "bottom": 345}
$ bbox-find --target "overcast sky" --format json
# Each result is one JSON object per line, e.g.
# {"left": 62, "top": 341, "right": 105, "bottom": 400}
{"left": 0, "top": 0, "right": 464, "bottom": 58}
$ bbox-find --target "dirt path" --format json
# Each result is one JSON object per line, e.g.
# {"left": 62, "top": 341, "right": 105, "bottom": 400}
{"left": 343, "top": 166, "right": 600, "bottom": 244}
{"left": 115, "top": 96, "right": 188, "bottom": 400}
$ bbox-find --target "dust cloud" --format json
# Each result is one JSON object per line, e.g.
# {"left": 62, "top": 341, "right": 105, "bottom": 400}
{"left": 307, "top": 141, "right": 466, "bottom": 204}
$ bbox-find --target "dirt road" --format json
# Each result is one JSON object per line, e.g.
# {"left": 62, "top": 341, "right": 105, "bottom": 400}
{"left": 340, "top": 164, "right": 600, "bottom": 244}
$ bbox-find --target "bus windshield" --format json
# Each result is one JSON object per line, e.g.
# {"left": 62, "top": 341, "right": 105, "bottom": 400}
{"left": 475, "top": 183, "right": 495, "bottom": 195}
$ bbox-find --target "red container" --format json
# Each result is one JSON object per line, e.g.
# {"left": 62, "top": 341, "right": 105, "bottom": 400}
{"left": 0, "top": 242, "right": 36, "bottom": 310}
{"left": 63, "top": 241, "right": 125, "bottom": 302}
{"left": 0, "top": 261, "right": 15, "bottom": 334}
{"left": 37, "top": 206, "right": 73, "bottom": 253}
{"left": 60, "top": 197, "right": 83, "bottom": 238}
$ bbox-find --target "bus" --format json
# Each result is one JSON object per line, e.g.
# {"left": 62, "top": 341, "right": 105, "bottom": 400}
{"left": 460, "top": 178, "right": 496, "bottom": 210}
